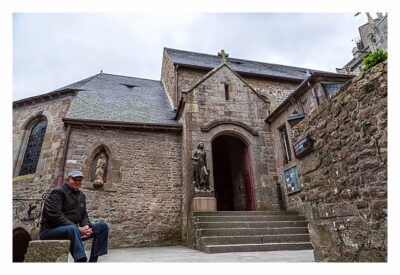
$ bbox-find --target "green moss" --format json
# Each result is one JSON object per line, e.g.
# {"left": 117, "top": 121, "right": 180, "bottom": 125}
{"left": 359, "top": 79, "right": 373, "bottom": 92}
{"left": 361, "top": 120, "right": 371, "bottom": 127}
{"left": 361, "top": 48, "right": 387, "bottom": 73}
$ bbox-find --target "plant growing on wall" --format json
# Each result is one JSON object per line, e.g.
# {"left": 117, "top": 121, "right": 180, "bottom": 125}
{"left": 358, "top": 79, "right": 373, "bottom": 92}
{"left": 361, "top": 48, "right": 388, "bottom": 72}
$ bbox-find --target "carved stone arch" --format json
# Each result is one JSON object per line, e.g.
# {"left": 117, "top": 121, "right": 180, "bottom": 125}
{"left": 207, "top": 126, "right": 259, "bottom": 179}
{"left": 89, "top": 145, "right": 111, "bottom": 183}
{"left": 201, "top": 119, "right": 259, "bottom": 136}
{"left": 21, "top": 114, "right": 45, "bottom": 130}
{"left": 211, "top": 129, "right": 252, "bottom": 147}
{"left": 199, "top": 123, "right": 265, "bottom": 207}
{"left": 89, "top": 144, "right": 113, "bottom": 161}
{"left": 208, "top": 128, "right": 258, "bottom": 211}
{"left": 81, "top": 142, "right": 115, "bottom": 184}
{"left": 207, "top": 124, "right": 264, "bottom": 148}
{"left": 14, "top": 113, "right": 51, "bottom": 177}
{"left": 21, "top": 110, "right": 54, "bottom": 132}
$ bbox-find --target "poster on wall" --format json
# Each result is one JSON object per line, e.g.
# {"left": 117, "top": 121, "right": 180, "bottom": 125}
{"left": 284, "top": 166, "right": 299, "bottom": 193}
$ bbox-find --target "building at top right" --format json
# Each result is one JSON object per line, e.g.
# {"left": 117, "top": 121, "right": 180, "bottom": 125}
{"left": 337, "top": 12, "right": 387, "bottom": 75}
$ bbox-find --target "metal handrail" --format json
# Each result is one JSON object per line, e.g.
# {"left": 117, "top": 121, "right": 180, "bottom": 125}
{"left": 13, "top": 190, "right": 51, "bottom": 227}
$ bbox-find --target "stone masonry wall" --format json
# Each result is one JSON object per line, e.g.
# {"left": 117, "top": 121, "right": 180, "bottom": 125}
{"left": 160, "top": 50, "right": 177, "bottom": 109}
{"left": 270, "top": 81, "right": 332, "bottom": 204}
{"left": 13, "top": 96, "right": 72, "bottom": 198}
{"left": 244, "top": 76, "right": 299, "bottom": 111}
{"left": 64, "top": 127, "right": 183, "bottom": 248}
{"left": 180, "top": 65, "right": 280, "bottom": 244}
{"left": 160, "top": 55, "right": 300, "bottom": 113}
{"left": 289, "top": 61, "right": 387, "bottom": 261}
{"left": 177, "top": 68, "right": 299, "bottom": 112}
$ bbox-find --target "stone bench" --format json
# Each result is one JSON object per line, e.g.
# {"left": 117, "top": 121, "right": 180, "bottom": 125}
{"left": 24, "top": 240, "right": 70, "bottom": 262}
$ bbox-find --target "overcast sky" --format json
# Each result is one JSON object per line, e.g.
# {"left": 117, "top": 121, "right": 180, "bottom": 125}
{"left": 13, "top": 13, "right": 370, "bottom": 101}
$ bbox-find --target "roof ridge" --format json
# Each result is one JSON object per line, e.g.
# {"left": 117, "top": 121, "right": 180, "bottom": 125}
{"left": 165, "top": 47, "right": 334, "bottom": 75}
{"left": 53, "top": 73, "right": 101, "bottom": 92}
{"left": 100, "top": 72, "right": 162, "bottom": 83}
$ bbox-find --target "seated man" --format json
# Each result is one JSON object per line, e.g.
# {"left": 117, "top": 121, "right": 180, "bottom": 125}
{"left": 39, "top": 170, "right": 108, "bottom": 262}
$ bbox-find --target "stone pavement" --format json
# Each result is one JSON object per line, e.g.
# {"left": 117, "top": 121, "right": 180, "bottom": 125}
{"left": 69, "top": 246, "right": 315, "bottom": 262}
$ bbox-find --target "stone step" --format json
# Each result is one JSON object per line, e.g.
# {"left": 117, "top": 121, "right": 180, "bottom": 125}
{"left": 196, "top": 227, "right": 309, "bottom": 237}
{"left": 194, "top": 220, "right": 308, "bottom": 229}
{"left": 191, "top": 211, "right": 312, "bottom": 254}
{"left": 192, "top": 211, "right": 298, "bottom": 217}
{"left": 202, "top": 242, "right": 313, "bottom": 253}
{"left": 193, "top": 215, "right": 306, "bottom": 222}
{"left": 200, "top": 234, "right": 311, "bottom": 245}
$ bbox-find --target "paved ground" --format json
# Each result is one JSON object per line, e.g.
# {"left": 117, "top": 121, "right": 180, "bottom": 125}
{"left": 70, "top": 246, "right": 315, "bottom": 262}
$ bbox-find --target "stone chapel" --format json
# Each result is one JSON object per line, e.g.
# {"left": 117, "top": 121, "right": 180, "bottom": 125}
{"left": 14, "top": 47, "right": 386, "bottom": 261}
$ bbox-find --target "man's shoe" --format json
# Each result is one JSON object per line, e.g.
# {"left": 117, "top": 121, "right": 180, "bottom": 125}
{"left": 75, "top": 257, "right": 87, "bottom": 262}
{"left": 88, "top": 256, "right": 98, "bottom": 262}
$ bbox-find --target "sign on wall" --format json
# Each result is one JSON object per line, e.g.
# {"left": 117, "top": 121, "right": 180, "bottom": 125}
{"left": 284, "top": 166, "right": 299, "bottom": 194}
{"left": 294, "top": 135, "right": 314, "bottom": 158}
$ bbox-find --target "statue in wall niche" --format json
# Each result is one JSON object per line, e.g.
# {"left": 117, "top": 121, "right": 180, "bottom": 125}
{"left": 94, "top": 152, "right": 107, "bottom": 184}
{"left": 192, "top": 142, "right": 211, "bottom": 192}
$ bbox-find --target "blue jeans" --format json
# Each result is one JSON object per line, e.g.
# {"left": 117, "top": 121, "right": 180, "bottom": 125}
{"left": 39, "top": 223, "right": 108, "bottom": 262}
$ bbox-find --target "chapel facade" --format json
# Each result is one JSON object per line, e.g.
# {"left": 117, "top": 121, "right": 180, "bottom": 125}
{"left": 13, "top": 48, "right": 353, "bottom": 250}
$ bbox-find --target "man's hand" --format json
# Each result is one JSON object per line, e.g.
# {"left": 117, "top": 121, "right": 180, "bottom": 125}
{"left": 78, "top": 225, "right": 93, "bottom": 239}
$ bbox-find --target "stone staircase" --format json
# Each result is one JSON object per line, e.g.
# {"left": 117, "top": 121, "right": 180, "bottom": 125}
{"left": 192, "top": 211, "right": 313, "bottom": 253}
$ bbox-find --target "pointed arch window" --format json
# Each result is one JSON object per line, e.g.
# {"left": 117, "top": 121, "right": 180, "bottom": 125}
{"left": 19, "top": 120, "right": 48, "bottom": 176}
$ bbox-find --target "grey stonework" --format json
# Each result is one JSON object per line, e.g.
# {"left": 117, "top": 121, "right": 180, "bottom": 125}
{"left": 244, "top": 76, "right": 298, "bottom": 111}
{"left": 178, "top": 64, "right": 279, "bottom": 244}
{"left": 288, "top": 61, "right": 387, "bottom": 261}
{"left": 13, "top": 96, "right": 72, "bottom": 197}
{"left": 161, "top": 48, "right": 301, "bottom": 112}
{"left": 64, "top": 127, "right": 183, "bottom": 248}
{"left": 13, "top": 47, "right": 387, "bottom": 262}
{"left": 338, "top": 13, "right": 387, "bottom": 75}
{"left": 24, "top": 240, "right": 70, "bottom": 262}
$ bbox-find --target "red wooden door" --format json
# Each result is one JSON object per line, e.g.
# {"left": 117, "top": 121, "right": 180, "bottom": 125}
{"left": 243, "top": 146, "right": 255, "bottom": 211}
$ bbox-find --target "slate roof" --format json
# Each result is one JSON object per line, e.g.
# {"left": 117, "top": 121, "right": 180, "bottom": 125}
{"left": 65, "top": 73, "right": 178, "bottom": 125}
{"left": 165, "top": 48, "right": 331, "bottom": 80}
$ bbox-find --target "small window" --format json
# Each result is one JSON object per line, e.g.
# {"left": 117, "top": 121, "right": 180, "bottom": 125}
{"left": 19, "top": 120, "right": 48, "bottom": 176}
{"left": 284, "top": 166, "right": 300, "bottom": 194}
{"left": 322, "top": 82, "right": 345, "bottom": 98}
{"left": 279, "top": 125, "right": 291, "bottom": 164}
{"left": 224, "top": 83, "right": 230, "bottom": 100}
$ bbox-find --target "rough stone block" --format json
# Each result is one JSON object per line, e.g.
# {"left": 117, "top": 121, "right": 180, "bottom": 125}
{"left": 24, "top": 240, "right": 70, "bottom": 262}
{"left": 357, "top": 250, "right": 386, "bottom": 262}
{"left": 191, "top": 197, "right": 217, "bottom": 212}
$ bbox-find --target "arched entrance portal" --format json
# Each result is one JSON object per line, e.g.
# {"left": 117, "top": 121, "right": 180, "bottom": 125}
{"left": 212, "top": 135, "right": 255, "bottom": 211}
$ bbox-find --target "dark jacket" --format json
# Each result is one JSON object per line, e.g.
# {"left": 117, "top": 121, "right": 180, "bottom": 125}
{"left": 40, "top": 183, "right": 92, "bottom": 230}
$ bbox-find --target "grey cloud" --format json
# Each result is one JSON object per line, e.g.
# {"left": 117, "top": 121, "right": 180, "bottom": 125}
{"left": 13, "top": 13, "right": 367, "bottom": 100}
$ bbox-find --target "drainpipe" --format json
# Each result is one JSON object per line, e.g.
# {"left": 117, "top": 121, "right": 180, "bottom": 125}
{"left": 55, "top": 124, "right": 71, "bottom": 187}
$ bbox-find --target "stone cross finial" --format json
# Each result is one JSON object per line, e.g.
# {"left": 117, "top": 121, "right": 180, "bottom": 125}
{"left": 218, "top": 49, "right": 229, "bottom": 63}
